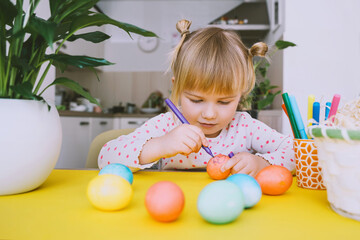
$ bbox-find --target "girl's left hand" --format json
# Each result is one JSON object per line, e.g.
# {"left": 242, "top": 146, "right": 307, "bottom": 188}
{"left": 221, "top": 152, "right": 270, "bottom": 177}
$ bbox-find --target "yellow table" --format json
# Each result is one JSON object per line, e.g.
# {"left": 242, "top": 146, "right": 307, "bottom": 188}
{"left": 1, "top": 170, "right": 359, "bottom": 240}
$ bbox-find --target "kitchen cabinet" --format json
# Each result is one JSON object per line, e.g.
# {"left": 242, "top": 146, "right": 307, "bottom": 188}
{"left": 56, "top": 117, "right": 113, "bottom": 169}
{"left": 257, "top": 109, "right": 282, "bottom": 132}
{"left": 114, "top": 117, "right": 149, "bottom": 129}
{"left": 208, "top": 0, "right": 283, "bottom": 45}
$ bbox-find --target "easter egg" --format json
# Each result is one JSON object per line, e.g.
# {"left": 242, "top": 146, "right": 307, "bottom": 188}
{"left": 145, "top": 181, "right": 185, "bottom": 222}
{"left": 255, "top": 165, "right": 293, "bottom": 195}
{"left": 227, "top": 173, "right": 262, "bottom": 208}
{"left": 207, "top": 154, "right": 231, "bottom": 180}
{"left": 87, "top": 174, "right": 133, "bottom": 211}
{"left": 197, "top": 180, "right": 244, "bottom": 224}
{"left": 99, "top": 163, "right": 133, "bottom": 184}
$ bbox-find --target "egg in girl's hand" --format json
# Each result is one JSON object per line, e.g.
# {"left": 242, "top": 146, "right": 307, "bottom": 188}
{"left": 145, "top": 181, "right": 185, "bottom": 222}
{"left": 255, "top": 165, "right": 293, "bottom": 195}
{"left": 87, "top": 174, "right": 133, "bottom": 211}
{"left": 207, "top": 154, "right": 231, "bottom": 180}
{"left": 227, "top": 173, "right": 262, "bottom": 208}
{"left": 197, "top": 180, "right": 244, "bottom": 224}
{"left": 99, "top": 163, "right": 133, "bottom": 184}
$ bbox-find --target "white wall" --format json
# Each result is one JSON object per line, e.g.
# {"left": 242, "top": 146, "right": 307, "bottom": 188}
{"left": 282, "top": 0, "right": 360, "bottom": 135}
{"left": 97, "top": 0, "right": 243, "bottom": 71}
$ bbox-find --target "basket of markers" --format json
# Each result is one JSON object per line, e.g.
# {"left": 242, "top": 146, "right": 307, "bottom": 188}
{"left": 283, "top": 93, "right": 360, "bottom": 221}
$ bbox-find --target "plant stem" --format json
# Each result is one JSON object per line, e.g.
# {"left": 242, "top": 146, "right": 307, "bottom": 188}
{"left": 33, "top": 61, "right": 51, "bottom": 95}
{"left": 0, "top": 24, "right": 5, "bottom": 96}
{"left": 34, "top": 29, "right": 75, "bottom": 95}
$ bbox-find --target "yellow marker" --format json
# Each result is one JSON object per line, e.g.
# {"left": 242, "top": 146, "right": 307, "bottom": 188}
{"left": 308, "top": 95, "right": 315, "bottom": 126}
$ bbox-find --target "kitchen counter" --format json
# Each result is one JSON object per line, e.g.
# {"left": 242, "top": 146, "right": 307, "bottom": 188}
{"left": 58, "top": 110, "right": 159, "bottom": 118}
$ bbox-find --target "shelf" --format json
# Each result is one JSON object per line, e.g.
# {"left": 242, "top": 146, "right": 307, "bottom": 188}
{"left": 208, "top": 24, "right": 270, "bottom": 31}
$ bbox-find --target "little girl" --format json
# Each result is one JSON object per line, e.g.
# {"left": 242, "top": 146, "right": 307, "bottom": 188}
{"left": 98, "top": 19, "right": 295, "bottom": 176}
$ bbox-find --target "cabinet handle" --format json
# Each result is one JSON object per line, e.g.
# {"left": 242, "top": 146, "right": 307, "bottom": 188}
{"left": 79, "top": 121, "right": 90, "bottom": 126}
{"left": 128, "top": 121, "right": 145, "bottom": 125}
{"left": 100, "top": 121, "right": 108, "bottom": 125}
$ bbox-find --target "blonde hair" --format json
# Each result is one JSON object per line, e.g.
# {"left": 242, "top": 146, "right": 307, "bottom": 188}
{"left": 170, "top": 19, "right": 268, "bottom": 106}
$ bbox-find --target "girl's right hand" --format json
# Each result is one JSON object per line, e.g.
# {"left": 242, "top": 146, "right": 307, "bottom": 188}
{"left": 160, "top": 124, "right": 209, "bottom": 158}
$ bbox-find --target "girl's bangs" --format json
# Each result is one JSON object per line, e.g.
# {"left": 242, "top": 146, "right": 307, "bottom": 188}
{"left": 182, "top": 60, "right": 243, "bottom": 96}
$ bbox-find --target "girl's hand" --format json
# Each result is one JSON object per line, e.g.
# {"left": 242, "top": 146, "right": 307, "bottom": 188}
{"left": 159, "top": 124, "right": 209, "bottom": 157}
{"left": 221, "top": 152, "right": 270, "bottom": 177}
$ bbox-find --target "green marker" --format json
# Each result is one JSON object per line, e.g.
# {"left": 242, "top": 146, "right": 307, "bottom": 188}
{"left": 282, "top": 93, "right": 300, "bottom": 139}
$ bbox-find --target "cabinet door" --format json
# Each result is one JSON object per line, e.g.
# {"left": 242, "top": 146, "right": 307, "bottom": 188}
{"left": 257, "top": 110, "right": 282, "bottom": 132}
{"left": 90, "top": 118, "right": 114, "bottom": 142}
{"left": 119, "top": 117, "right": 148, "bottom": 129}
{"left": 56, "top": 117, "right": 91, "bottom": 169}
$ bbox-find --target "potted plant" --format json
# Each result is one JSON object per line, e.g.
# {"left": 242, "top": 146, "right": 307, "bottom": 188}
{"left": 240, "top": 40, "right": 296, "bottom": 118}
{"left": 0, "top": 0, "right": 156, "bottom": 195}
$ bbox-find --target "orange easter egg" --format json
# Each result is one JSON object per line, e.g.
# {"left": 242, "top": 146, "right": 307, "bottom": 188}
{"left": 207, "top": 154, "right": 231, "bottom": 180}
{"left": 145, "top": 181, "right": 185, "bottom": 222}
{"left": 255, "top": 165, "right": 293, "bottom": 195}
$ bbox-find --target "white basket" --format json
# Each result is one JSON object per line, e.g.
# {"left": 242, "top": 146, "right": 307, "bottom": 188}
{"left": 309, "top": 127, "right": 360, "bottom": 221}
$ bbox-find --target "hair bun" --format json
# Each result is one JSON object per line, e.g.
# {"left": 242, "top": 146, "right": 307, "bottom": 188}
{"left": 176, "top": 19, "right": 192, "bottom": 36}
{"left": 249, "top": 42, "right": 268, "bottom": 57}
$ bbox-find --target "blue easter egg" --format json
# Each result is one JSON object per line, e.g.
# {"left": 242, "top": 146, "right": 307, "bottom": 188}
{"left": 99, "top": 163, "right": 133, "bottom": 184}
{"left": 227, "top": 173, "right": 262, "bottom": 208}
{"left": 197, "top": 180, "right": 244, "bottom": 224}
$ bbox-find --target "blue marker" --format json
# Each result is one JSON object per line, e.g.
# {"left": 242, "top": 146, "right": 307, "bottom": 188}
{"left": 312, "top": 102, "right": 320, "bottom": 125}
{"left": 325, "top": 102, "right": 331, "bottom": 120}
{"left": 289, "top": 95, "right": 308, "bottom": 139}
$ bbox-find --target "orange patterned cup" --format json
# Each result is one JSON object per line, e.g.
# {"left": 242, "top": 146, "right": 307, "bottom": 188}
{"left": 293, "top": 139, "right": 326, "bottom": 190}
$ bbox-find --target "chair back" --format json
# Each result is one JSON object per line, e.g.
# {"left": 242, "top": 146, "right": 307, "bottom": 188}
{"left": 85, "top": 128, "right": 135, "bottom": 168}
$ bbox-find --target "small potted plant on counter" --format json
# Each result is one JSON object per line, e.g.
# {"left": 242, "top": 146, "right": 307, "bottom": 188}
{"left": 0, "top": 0, "right": 157, "bottom": 195}
{"left": 240, "top": 40, "right": 296, "bottom": 118}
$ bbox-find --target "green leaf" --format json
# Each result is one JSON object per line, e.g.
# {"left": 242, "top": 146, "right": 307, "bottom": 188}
{"left": 10, "top": 81, "right": 40, "bottom": 100}
{"left": 68, "top": 31, "right": 110, "bottom": 43}
{"left": 11, "top": 56, "right": 36, "bottom": 74}
{"left": 257, "top": 90, "right": 281, "bottom": 110}
{"left": 52, "top": 0, "right": 99, "bottom": 23}
{"left": 46, "top": 77, "right": 99, "bottom": 105}
{"left": 0, "top": 0, "right": 18, "bottom": 26}
{"left": 49, "top": 0, "right": 66, "bottom": 16}
{"left": 275, "top": 40, "right": 296, "bottom": 50}
{"left": 46, "top": 54, "right": 114, "bottom": 69}
{"left": 258, "top": 67, "right": 267, "bottom": 78}
{"left": 70, "top": 13, "right": 157, "bottom": 38}
{"left": 27, "top": 15, "right": 56, "bottom": 48}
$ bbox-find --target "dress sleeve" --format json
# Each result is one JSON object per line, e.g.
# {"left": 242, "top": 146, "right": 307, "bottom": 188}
{"left": 98, "top": 113, "right": 175, "bottom": 171}
{"left": 250, "top": 118, "right": 295, "bottom": 172}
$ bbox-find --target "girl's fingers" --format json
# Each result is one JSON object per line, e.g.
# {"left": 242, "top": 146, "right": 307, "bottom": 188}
{"left": 241, "top": 166, "right": 253, "bottom": 175}
{"left": 230, "top": 161, "right": 247, "bottom": 174}
{"left": 221, "top": 157, "right": 240, "bottom": 172}
{"left": 183, "top": 136, "right": 201, "bottom": 154}
{"left": 188, "top": 125, "right": 208, "bottom": 147}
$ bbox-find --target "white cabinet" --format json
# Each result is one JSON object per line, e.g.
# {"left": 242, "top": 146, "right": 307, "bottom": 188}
{"left": 257, "top": 109, "right": 282, "bottom": 132}
{"left": 114, "top": 117, "right": 149, "bottom": 129}
{"left": 56, "top": 117, "right": 113, "bottom": 169}
{"left": 90, "top": 118, "right": 114, "bottom": 142}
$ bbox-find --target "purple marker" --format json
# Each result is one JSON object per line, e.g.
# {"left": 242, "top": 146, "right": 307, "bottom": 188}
{"left": 165, "top": 98, "right": 214, "bottom": 158}
{"left": 228, "top": 152, "right": 234, "bottom": 158}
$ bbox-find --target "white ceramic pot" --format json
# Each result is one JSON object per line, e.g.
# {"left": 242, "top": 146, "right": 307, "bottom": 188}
{"left": 0, "top": 99, "right": 62, "bottom": 195}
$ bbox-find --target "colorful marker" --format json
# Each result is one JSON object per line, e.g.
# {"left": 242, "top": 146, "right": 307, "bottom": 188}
{"left": 308, "top": 95, "right": 315, "bottom": 126}
{"left": 312, "top": 102, "right": 320, "bottom": 125}
{"left": 289, "top": 95, "right": 308, "bottom": 139}
{"left": 328, "top": 94, "right": 341, "bottom": 122}
{"left": 282, "top": 93, "right": 300, "bottom": 139}
{"left": 325, "top": 102, "right": 331, "bottom": 120}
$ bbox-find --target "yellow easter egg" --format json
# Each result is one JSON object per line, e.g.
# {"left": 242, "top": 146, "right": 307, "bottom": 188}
{"left": 87, "top": 174, "right": 133, "bottom": 211}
